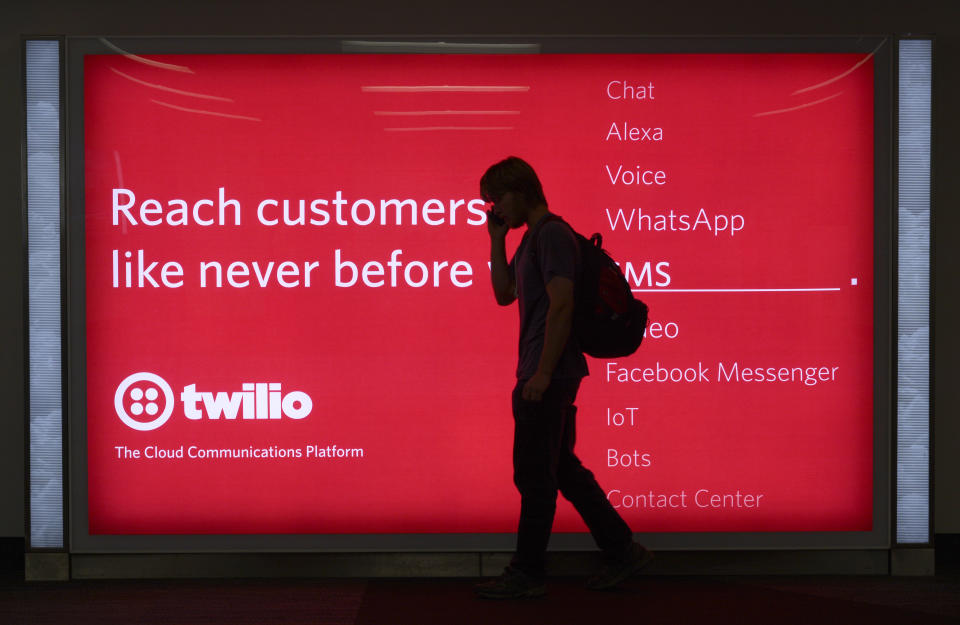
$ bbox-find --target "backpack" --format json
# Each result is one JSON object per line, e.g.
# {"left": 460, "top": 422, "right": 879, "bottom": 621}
{"left": 531, "top": 215, "right": 649, "bottom": 358}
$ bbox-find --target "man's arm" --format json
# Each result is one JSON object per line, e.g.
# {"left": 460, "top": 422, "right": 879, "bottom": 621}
{"left": 522, "top": 275, "right": 574, "bottom": 401}
{"left": 489, "top": 219, "right": 516, "bottom": 306}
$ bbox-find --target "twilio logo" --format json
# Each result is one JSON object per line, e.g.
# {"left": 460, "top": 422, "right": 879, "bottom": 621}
{"left": 115, "top": 372, "right": 175, "bottom": 431}
{"left": 181, "top": 382, "right": 312, "bottom": 421}
{"left": 115, "top": 373, "right": 313, "bottom": 431}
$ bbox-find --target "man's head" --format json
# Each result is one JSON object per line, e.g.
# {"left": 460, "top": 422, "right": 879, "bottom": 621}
{"left": 480, "top": 156, "right": 547, "bottom": 228}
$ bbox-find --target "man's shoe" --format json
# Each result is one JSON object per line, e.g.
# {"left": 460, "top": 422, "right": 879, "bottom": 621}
{"left": 586, "top": 542, "right": 653, "bottom": 590}
{"left": 475, "top": 566, "right": 547, "bottom": 599}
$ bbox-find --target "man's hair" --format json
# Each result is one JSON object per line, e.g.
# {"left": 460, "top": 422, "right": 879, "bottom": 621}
{"left": 480, "top": 156, "right": 547, "bottom": 207}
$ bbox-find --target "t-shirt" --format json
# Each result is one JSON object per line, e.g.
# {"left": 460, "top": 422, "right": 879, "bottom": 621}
{"left": 508, "top": 215, "right": 589, "bottom": 380}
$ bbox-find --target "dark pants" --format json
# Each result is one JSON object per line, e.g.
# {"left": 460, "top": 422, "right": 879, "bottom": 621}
{"left": 510, "top": 377, "right": 633, "bottom": 580}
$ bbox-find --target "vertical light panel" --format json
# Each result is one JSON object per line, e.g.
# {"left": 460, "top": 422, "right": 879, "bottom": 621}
{"left": 896, "top": 39, "right": 932, "bottom": 544}
{"left": 26, "top": 40, "right": 64, "bottom": 549}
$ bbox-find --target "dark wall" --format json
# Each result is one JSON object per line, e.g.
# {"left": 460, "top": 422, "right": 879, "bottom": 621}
{"left": 3, "top": 0, "right": 957, "bottom": 538}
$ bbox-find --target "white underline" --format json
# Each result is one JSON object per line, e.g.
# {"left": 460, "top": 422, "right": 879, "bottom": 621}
{"left": 384, "top": 126, "right": 514, "bottom": 131}
{"left": 362, "top": 85, "right": 530, "bottom": 93}
{"left": 374, "top": 110, "right": 521, "bottom": 116}
{"left": 631, "top": 288, "right": 843, "bottom": 293}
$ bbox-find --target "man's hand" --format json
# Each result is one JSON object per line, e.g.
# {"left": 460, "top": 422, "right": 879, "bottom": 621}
{"left": 522, "top": 371, "right": 552, "bottom": 402}
{"left": 488, "top": 209, "right": 516, "bottom": 305}
{"left": 487, "top": 209, "right": 509, "bottom": 240}
{"left": 525, "top": 275, "right": 574, "bottom": 399}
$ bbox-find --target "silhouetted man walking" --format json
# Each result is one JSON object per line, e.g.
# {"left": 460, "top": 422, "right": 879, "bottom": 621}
{"left": 475, "top": 156, "right": 651, "bottom": 599}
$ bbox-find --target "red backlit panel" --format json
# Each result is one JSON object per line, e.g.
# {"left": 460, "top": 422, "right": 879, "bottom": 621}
{"left": 85, "top": 53, "right": 874, "bottom": 534}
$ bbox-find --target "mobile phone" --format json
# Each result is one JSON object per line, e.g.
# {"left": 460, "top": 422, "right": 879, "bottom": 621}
{"left": 487, "top": 209, "right": 505, "bottom": 226}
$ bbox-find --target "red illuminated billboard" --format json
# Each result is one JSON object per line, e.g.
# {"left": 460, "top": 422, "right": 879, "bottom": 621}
{"left": 82, "top": 51, "right": 875, "bottom": 536}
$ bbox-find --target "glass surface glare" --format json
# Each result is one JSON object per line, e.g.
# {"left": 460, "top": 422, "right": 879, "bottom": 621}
{"left": 26, "top": 39, "right": 64, "bottom": 549}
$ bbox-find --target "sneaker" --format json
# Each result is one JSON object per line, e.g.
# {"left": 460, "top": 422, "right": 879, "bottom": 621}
{"left": 586, "top": 542, "right": 653, "bottom": 590}
{"left": 474, "top": 566, "right": 547, "bottom": 599}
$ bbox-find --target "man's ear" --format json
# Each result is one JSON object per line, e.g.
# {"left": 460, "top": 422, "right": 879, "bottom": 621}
{"left": 515, "top": 192, "right": 531, "bottom": 211}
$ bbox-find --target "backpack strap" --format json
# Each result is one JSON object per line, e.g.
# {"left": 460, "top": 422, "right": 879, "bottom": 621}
{"left": 517, "top": 214, "right": 573, "bottom": 341}
{"left": 526, "top": 213, "right": 570, "bottom": 273}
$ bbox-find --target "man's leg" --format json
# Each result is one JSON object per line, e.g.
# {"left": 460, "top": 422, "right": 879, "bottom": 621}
{"left": 555, "top": 393, "right": 653, "bottom": 588}
{"left": 555, "top": 399, "right": 634, "bottom": 555}
{"left": 509, "top": 378, "right": 578, "bottom": 580}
